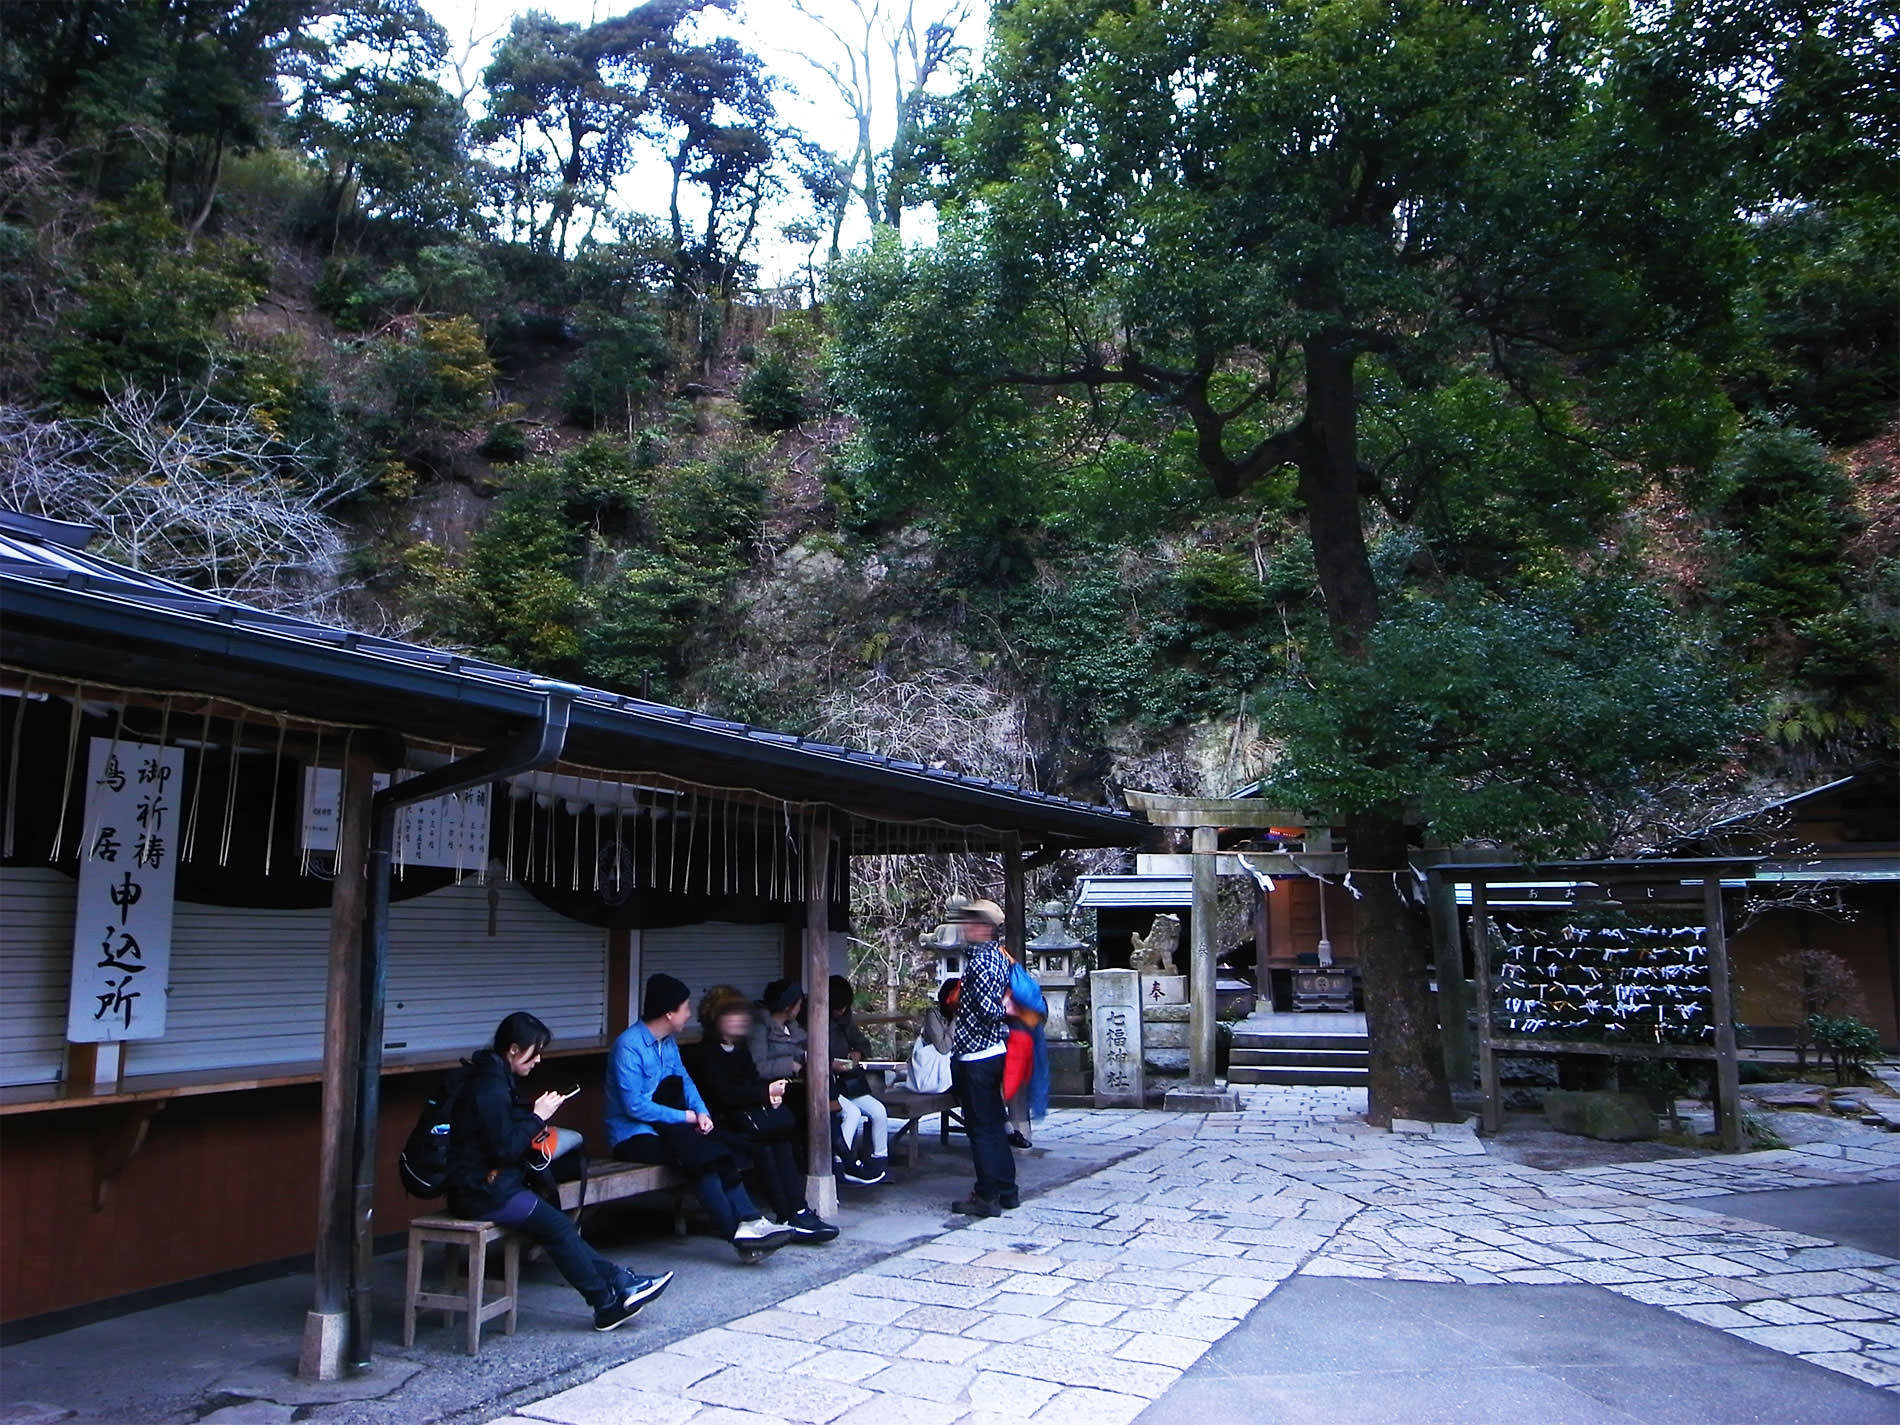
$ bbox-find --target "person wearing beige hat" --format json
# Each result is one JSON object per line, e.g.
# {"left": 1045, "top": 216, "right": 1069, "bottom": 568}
{"left": 946, "top": 897, "right": 1018, "bottom": 1215}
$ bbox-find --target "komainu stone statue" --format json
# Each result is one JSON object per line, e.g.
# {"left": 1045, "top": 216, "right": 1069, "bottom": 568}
{"left": 1128, "top": 913, "right": 1181, "bottom": 975}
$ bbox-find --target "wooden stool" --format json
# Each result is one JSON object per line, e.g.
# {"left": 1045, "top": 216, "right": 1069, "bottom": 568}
{"left": 403, "top": 1216, "right": 519, "bottom": 1355}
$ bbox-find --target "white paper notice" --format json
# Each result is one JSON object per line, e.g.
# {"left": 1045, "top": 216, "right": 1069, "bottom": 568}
{"left": 68, "top": 737, "right": 183, "bottom": 1042}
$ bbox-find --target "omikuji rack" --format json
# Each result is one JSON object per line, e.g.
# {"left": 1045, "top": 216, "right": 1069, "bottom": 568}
{"left": 1443, "top": 860, "right": 1759, "bottom": 1151}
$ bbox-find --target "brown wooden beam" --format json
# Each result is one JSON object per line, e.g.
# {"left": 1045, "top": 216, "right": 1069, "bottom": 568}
{"left": 802, "top": 810, "right": 836, "bottom": 1218}
{"left": 299, "top": 748, "right": 372, "bottom": 1381}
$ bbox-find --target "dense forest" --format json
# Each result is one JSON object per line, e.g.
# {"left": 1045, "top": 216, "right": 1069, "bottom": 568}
{"left": 2, "top": 0, "right": 1894, "bottom": 1117}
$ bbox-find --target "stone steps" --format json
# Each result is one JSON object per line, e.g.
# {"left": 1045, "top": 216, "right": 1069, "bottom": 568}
{"left": 1228, "top": 1029, "right": 1371, "bottom": 1087}
{"left": 1232, "top": 1032, "right": 1370, "bottom": 1053}
{"left": 1230, "top": 1047, "right": 1368, "bottom": 1068}
{"left": 1229, "top": 1063, "right": 1371, "bottom": 1086}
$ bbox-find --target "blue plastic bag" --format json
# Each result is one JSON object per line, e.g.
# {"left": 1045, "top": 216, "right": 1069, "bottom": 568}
{"left": 1008, "top": 958, "right": 1047, "bottom": 1023}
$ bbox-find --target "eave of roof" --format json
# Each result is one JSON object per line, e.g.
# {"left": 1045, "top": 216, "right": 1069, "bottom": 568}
{"left": 0, "top": 539, "right": 1137, "bottom": 851}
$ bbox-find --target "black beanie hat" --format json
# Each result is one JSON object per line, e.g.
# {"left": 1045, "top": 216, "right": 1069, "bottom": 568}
{"left": 642, "top": 972, "right": 691, "bottom": 1021}
{"left": 765, "top": 980, "right": 805, "bottom": 1013}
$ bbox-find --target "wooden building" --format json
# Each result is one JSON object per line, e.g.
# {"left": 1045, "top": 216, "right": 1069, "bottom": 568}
{"left": 1077, "top": 854, "right": 1360, "bottom": 1011}
{"left": 0, "top": 510, "right": 1137, "bottom": 1359}
{"left": 1689, "top": 769, "right": 1899, "bottom": 1047}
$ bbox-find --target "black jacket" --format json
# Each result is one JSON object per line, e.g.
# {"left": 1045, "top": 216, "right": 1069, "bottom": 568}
{"left": 680, "top": 1037, "right": 773, "bottom": 1130}
{"left": 444, "top": 1049, "right": 544, "bottom": 1217}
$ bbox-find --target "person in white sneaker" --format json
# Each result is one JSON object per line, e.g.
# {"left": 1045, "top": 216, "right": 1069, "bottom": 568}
{"left": 829, "top": 976, "right": 891, "bottom": 1183}
{"left": 684, "top": 985, "right": 840, "bottom": 1244}
{"left": 607, "top": 975, "right": 795, "bottom": 1264}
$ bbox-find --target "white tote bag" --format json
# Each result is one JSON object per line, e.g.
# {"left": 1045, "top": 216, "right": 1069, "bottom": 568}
{"left": 906, "top": 1034, "right": 953, "bottom": 1094}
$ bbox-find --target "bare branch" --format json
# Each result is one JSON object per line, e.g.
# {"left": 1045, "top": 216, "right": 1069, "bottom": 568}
{"left": 0, "top": 387, "right": 366, "bottom": 620}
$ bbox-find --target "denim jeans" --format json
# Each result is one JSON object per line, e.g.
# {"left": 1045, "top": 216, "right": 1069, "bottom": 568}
{"left": 496, "top": 1196, "right": 622, "bottom": 1310}
{"left": 952, "top": 1052, "right": 1016, "bottom": 1205}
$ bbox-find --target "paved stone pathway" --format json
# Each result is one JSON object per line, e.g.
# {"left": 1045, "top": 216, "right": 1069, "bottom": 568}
{"left": 489, "top": 1089, "right": 1900, "bottom": 1425}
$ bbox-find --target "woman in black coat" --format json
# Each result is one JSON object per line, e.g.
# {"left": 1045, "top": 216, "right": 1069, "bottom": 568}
{"left": 681, "top": 986, "right": 838, "bottom": 1243}
{"left": 445, "top": 1011, "right": 673, "bottom": 1330}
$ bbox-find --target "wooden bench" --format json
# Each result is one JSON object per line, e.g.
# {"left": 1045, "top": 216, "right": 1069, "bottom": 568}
{"left": 879, "top": 1086, "right": 960, "bottom": 1169}
{"left": 558, "top": 1159, "right": 690, "bottom": 1236}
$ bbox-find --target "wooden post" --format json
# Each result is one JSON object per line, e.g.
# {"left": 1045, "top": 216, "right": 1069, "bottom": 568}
{"left": 606, "top": 927, "right": 634, "bottom": 1039}
{"left": 1704, "top": 877, "right": 1746, "bottom": 1153}
{"left": 1188, "top": 824, "right": 1218, "bottom": 1088}
{"left": 1427, "top": 867, "right": 1472, "bottom": 1093}
{"left": 1470, "top": 881, "right": 1501, "bottom": 1135}
{"left": 63, "top": 1041, "right": 122, "bottom": 1094}
{"left": 802, "top": 810, "right": 836, "bottom": 1218}
{"left": 300, "top": 749, "right": 372, "bottom": 1381}
{"left": 1003, "top": 834, "right": 1027, "bottom": 959}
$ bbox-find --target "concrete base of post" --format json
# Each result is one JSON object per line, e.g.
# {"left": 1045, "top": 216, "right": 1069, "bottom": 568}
{"left": 806, "top": 1173, "right": 838, "bottom": 1220}
{"left": 1163, "top": 1086, "right": 1243, "bottom": 1113}
{"left": 298, "top": 1310, "right": 349, "bottom": 1380}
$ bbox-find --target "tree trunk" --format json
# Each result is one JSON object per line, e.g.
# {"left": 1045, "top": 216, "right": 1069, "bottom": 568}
{"left": 1350, "top": 808, "right": 1454, "bottom": 1125}
{"left": 1298, "top": 336, "right": 1454, "bottom": 1125}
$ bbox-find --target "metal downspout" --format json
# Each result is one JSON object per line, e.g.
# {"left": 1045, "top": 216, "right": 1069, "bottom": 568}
{"left": 346, "top": 685, "right": 575, "bottom": 1368}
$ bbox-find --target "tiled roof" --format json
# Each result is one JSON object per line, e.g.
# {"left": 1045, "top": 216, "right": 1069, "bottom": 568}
{"left": 0, "top": 510, "right": 1137, "bottom": 846}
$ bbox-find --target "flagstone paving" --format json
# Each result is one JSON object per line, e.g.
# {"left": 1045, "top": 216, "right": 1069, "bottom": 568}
{"left": 487, "top": 1088, "right": 1900, "bottom": 1425}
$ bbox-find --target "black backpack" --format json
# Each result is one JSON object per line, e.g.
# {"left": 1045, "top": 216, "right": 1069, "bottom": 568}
{"left": 398, "top": 1062, "right": 470, "bottom": 1198}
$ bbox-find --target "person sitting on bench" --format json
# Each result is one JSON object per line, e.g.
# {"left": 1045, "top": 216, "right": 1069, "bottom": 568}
{"left": 607, "top": 975, "right": 795, "bottom": 1264}
{"left": 829, "top": 975, "right": 891, "bottom": 1182}
{"left": 445, "top": 1011, "right": 672, "bottom": 1331}
{"left": 683, "top": 984, "right": 839, "bottom": 1244}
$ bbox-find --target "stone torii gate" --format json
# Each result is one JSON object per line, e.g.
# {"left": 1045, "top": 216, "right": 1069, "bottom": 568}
{"left": 1124, "top": 791, "right": 1345, "bottom": 1111}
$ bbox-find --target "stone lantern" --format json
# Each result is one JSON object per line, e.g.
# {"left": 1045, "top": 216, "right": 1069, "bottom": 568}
{"left": 1025, "top": 900, "right": 1086, "bottom": 1042}
{"left": 921, "top": 896, "right": 972, "bottom": 984}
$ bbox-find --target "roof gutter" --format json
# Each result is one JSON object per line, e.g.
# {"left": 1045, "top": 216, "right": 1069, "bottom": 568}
{"left": 346, "top": 684, "right": 576, "bottom": 1369}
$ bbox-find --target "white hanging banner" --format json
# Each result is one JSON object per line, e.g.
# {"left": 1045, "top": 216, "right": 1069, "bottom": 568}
{"left": 301, "top": 768, "right": 491, "bottom": 870}
{"left": 68, "top": 737, "right": 184, "bottom": 1043}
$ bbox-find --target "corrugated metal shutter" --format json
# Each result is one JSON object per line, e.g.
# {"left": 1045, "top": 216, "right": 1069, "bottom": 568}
{"left": 0, "top": 867, "right": 76, "bottom": 1086}
{"left": 128, "top": 901, "right": 332, "bottom": 1075}
{"left": 382, "top": 883, "right": 605, "bottom": 1056}
{"left": 642, "top": 922, "right": 787, "bottom": 1013}
{"left": 127, "top": 882, "right": 605, "bottom": 1076}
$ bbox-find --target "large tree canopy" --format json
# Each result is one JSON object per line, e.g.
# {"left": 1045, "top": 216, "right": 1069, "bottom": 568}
{"left": 827, "top": 0, "right": 1890, "bottom": 1121}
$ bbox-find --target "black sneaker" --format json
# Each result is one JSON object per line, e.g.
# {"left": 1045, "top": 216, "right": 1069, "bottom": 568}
{"left": 951, "top": 1195, "right": 1002, "bottom": 1217}
{"left": 619, "top": 1270, "right": 673, "bottom": 1312}
{"left": 1007, "top": 1131, "right": 1031, "bottom": 1149}
{"left": 594, "top": 1298, "right": 642, "bottom": 1331}
{"left": 787, "top": 1209, "right": 839, "bottom": 1243}
{"left": 839, "top": 1162, "right": 886, "bottom": 1187}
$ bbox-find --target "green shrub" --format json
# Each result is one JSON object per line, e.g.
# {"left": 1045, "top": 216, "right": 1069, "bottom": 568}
{"left": 1178, "top": 551, "right": 1267, "bottom": 625}
{"left": 563, "top": 309, "right": 669, "bottom": 428}
{"left": 1808, "top": 1013, "right": 1881, "bottom": 1085}
{"left": 44, "top": 183, "right": 264, "bottom": 406}
{"left": 375, "top": 314, "right": 494, "bottom": 429}
{"left": 480, "top": 421, "right": 530, "bottom": 462}
{"left": 738, "top": 351, "right": 813, "bottom": 430}
{"left": 316, "top": 257, "right": 420, "bottom": 331}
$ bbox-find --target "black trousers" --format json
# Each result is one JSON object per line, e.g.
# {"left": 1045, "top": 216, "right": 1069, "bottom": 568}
{"left": 952, "top": 1052, "right": 1017, "bottom": 1205}
{"left": 613, "top": 1126, "right": 763, "bottom": 1238}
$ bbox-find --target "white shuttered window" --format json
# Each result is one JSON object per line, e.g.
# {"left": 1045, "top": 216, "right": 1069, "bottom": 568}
{"left": 0, "top": 876, "right": 606, "bottom": 1081}
{"left": 641, "top": 922, "right": 788, "bottom": 1014}
{"left": 0, "top": 867, "right": 76, "bottom": 1086}
{"left": 382, "top": 883, "right": 605, "bottom": 1056}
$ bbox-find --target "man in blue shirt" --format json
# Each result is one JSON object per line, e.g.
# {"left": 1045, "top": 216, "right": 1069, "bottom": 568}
{"left": 608, "top": 973, "right": 793, "bottom": 1262}
{"left": 948, "top": 899, "right": 1018, "bottom": 1216}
